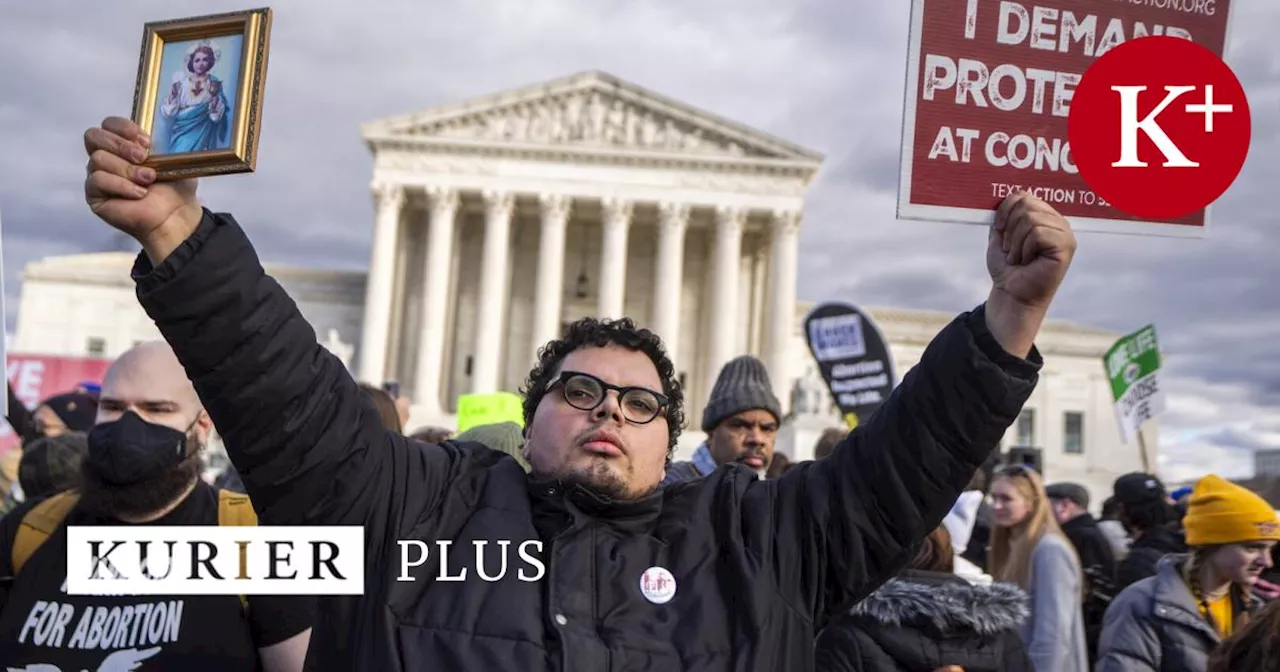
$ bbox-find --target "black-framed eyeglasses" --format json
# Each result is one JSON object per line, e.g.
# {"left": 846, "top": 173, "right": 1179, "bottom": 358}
{"left": 547, "top": 370, "right": 669, "bottom": 425}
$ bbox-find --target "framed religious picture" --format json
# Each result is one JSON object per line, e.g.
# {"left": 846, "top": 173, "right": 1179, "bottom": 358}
{"left": 130, "top": 8, "right": 272, "bottom": 181}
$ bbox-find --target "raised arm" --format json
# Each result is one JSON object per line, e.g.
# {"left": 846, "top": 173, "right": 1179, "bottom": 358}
{"left": 82, "top": 117, "right": 461, "bottom": 537}
{"left": 757, "top": 191, "right": 1075, "bottom": 627}
{"left": 4, "top": 381, "right": 34, "bottom": 441}
{"left": 760, "top": 303, "right": 1040, "bottom": 624}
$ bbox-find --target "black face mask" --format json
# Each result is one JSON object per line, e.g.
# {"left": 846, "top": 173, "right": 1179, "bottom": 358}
{"left": 86, "top": 411, "right": 192, "bottom": 486}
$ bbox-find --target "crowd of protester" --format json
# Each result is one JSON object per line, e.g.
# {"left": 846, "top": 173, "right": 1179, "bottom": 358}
{"left": 6, "top": 351, "right": 1279, "bottom": 671}
{"left": 0, "top": 116, "right": 1275, "bottom": 670}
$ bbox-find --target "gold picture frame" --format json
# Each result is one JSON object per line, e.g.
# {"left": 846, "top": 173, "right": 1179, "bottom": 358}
{"left": 130, "top": 8, "right": 272, "bottom": 181}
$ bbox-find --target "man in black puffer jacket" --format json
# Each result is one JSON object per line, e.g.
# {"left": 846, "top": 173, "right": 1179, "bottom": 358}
{"left": 81, "top": 116, "right": 1076, "bottom": 671}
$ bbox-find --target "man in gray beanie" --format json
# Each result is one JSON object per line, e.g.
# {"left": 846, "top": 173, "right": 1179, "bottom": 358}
{"left": 663, "top": 355, "right": 782, "bottom": 485}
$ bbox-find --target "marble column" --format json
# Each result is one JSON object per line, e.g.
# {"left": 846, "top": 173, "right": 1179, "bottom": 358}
{"left": 357, "top": 181, "right": 405, "bottom": 383}
{"left": 472, "top": 190, "right": 515, "bottom": 394}
{"left": 597, "top": 198, "right": 633, "bottom": 320}
{"left": 766, "top": 210, "right": 801, "bottom": 409}
{"left": 706, "top": 205, "right": 746, "bottom": 391}
{"left": 652, "top": 202, "right": 690, "bottom": 369}
{"left": 413, "top": 187, "right": 459, "bottom": 412}
{"left": 531, "top": 194, "right": 572, "bottom": 363}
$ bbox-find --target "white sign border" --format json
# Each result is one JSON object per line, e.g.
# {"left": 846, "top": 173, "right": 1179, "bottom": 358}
{"left": 894, "top": 0, "right": 1224, "bottom": 240}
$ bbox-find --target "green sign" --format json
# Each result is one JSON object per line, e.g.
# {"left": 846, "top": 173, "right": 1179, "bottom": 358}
{"left": 456, "top": 392, "right": 524, "bottom": 434}
{"left": 1103, "top": 325, "right": 1164, "bottom": 443}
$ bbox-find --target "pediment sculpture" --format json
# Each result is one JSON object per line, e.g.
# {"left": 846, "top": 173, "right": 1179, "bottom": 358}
{"left": 425, "top": 90, "right": 753, "bottom": 157}
{"left": 321, "top": 328, "right": 355, "bottom": 371}
{"left": 790, "top": 367, "right": 828, "bottom": 417}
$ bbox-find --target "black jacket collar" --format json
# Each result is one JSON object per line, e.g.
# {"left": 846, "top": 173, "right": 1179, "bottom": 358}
{"left": 527, "top": 477, "right": 664, "bottom": 537}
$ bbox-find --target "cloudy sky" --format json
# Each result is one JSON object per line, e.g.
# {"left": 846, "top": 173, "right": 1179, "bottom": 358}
{"left": 2, "top": 1, "right": 1276, "bottom": 483}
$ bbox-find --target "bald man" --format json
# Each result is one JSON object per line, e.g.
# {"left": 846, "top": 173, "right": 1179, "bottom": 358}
{"left": 0, "top": 341, "right": 314, "bottom": 671}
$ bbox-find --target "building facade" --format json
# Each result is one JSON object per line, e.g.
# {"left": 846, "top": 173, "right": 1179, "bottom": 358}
{"left": 11, "top": 251, "right": 365, "bottom": 365}
{"left": 9, "top": 70, "right": 1154, "bottom": 510}
{"left": 10, "top": 260, "right": 1154, "bottom": 510}
{"left": 356, "top": 71, "right": 822, "bottom": 429}
{"left": 1254, "top": 449, "right": 1280, "bottom": 480}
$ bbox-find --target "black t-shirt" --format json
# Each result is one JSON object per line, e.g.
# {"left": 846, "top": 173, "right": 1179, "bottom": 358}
{"left": 0, "top": 481, "right": 314, "bottom": 671}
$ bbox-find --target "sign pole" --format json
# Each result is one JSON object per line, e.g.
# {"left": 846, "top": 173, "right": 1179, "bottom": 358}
{"left": 1136, "top": 427, "right": 1153, "bottom": 474}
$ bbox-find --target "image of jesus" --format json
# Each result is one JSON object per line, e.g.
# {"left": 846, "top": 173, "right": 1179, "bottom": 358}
{"left": 156, "top": 40, "right": 233, "bottom": 154}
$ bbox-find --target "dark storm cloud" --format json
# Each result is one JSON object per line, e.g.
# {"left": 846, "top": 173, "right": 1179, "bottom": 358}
{"left": 832, "top": 266, "right": 989, "bottom": 314}
{"left": 1202, "top": 426, "right": 1274, "bottom": 452}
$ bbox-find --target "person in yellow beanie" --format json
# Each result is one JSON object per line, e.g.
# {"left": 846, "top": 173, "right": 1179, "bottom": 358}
{"left": 1097, "top": 473, "right": 1279, "bottom": 672}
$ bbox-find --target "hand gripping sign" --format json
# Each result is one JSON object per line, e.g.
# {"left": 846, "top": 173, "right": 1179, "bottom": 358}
{"left": 896, "top": 0, "right": 1244, "bottom": 237}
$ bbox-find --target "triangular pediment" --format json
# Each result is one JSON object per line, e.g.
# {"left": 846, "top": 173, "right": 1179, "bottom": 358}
{"left": 363, "top": 71, "right": 823, "bottom": 162}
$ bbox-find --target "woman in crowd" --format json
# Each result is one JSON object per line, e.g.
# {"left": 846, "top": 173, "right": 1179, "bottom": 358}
{"left": 814, "top": 524, "right": 1033, "bottom": 671}
{"left": 988, "top": 464, "right": 1088, "bottom": 672}
{"left": 1096, "top": 474, "right": 1279, "bottom": 672}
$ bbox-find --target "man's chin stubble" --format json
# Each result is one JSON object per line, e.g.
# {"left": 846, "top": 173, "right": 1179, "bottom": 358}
{"left": 78, "top": 454, "right": 205, "bottom": 519}
{"left": 555, "top": 457, "right": 636, "bottom": 500}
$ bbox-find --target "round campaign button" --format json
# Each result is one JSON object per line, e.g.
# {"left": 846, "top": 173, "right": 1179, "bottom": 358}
{"left": 639, "top": 566, "right": 677, "bottom": 604}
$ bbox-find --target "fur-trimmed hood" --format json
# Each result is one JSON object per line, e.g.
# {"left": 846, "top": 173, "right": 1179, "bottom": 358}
{"left": 850, "top": 573, "right": 1030, "bottom": 636}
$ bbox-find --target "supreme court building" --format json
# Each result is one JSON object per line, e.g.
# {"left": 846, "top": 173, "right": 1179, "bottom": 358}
{"left": 10, "top": 71, "right": 1154, "bottom": 504}
{"left": 356, "top": 71, "right": 822, "bottom": 427}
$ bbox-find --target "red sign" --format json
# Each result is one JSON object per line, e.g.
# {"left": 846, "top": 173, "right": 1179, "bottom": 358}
{"left": 1, "top": 354, "right": 112, "bottom": 455}
{"left": 896, "top": 0, "right": 1235, "bottom": 237}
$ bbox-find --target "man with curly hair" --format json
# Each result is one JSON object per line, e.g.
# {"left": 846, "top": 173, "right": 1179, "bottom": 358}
{"left": 80, "top": 114, "right": 1077, "bottom": 671}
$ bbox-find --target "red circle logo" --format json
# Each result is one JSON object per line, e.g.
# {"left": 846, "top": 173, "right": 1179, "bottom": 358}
{"left": 1068, "top": 36, "right": 1251, "bottom": 221}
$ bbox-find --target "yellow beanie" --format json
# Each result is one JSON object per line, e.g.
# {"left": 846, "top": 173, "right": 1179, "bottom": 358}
{"left": 1183, "top": 474, "right": 1280, "bottom": 546}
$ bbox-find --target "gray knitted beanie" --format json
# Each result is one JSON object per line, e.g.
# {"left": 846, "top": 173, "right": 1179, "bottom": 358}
{"left": 701, "top": 355, "right": 782, "bottom": 432}
{"left": 456, "top": 421, "right": 529, "bottom": 472}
